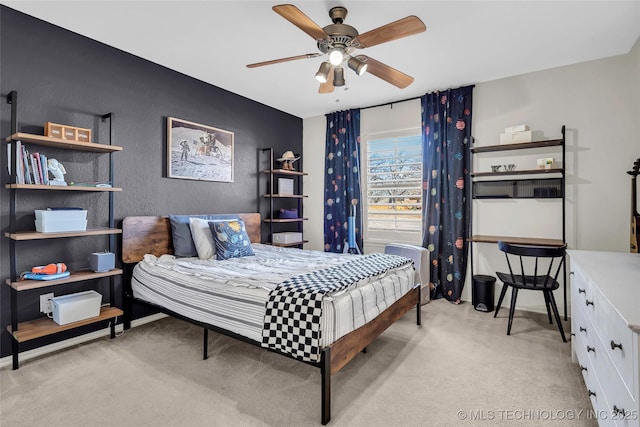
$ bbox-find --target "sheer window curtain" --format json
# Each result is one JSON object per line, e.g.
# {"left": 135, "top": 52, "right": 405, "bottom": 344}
{"left": 421, "top": 86, "right": 473, "bottom": 303}
{"left": 324, "top": 109, "right": 362, "bottom": 253}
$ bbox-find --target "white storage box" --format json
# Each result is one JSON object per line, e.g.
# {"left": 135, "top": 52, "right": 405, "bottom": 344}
{"left": 504, "top": 124, "right": 529, "bottom": 133}
{"left": 35, "top": 209, "right": 87, "bottom": 221}
{"left": 278, "top": 178, "right": 294, "bottom": 195}
{"left": 51, "top": 290, "right": 102, "bottom": 325}
{"left": 35, "top": 219, "right": 87, "bottom": 232}
{"left": 273, "top": 232, "right": 303, "bottom": 244}
{"left": 500, "top": 130, "right": 532, "bottom": 144}
{"left": 35, "top": 209, "right": 87, "bottom": 232}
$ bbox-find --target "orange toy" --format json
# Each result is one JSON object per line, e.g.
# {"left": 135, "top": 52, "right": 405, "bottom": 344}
{"left": 32, "top": 263, "right": 67, "bottom": 275}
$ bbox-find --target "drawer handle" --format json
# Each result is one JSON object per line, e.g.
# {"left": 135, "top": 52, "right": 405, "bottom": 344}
{"left": 588, "top": 389, "right": 596, "bottom": 397}
{"left": 610, "top": 341, "right": 623, "bottom": 351}
{"left": 587, "top": 346, "right": 596, "bottom": 353}
{"left": 585, "top": 299, "right": 594, "bottom": 307}
{"left": 578, "top": 288, "right": 585, "bottom": 294}
{"left": 613, "top": 405, "right": 625, "bottom": 416}
{"left": 580, "top": 365, "right": 588, "bottom": 372}
{"left": 579, "top": 326, "right": 587, "bottom": 333}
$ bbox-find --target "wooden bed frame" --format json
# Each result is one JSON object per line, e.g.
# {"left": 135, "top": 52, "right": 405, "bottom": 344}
{"left": 121, "top": 214, "right": 421, "bottom": 425}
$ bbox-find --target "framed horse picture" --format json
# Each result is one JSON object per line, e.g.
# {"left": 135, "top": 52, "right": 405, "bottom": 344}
{"left": 167, "top": 117, "right": 234, "bottom": 182}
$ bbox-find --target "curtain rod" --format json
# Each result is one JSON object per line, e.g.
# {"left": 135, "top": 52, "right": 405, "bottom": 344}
{"left": 360, "top": 84, "right": 476, "bottom": 111}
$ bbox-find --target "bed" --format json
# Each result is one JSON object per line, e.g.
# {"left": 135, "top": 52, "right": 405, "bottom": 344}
{"left": 121, "top": 213, "right": 421, "bottom": 424}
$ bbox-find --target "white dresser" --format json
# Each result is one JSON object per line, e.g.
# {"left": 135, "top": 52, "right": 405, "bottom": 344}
{"left": 569, "top": 250, "right": 640, "bottom": 426}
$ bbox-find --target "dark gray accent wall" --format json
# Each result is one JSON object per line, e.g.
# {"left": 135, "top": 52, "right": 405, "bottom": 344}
{"left": 0, "top": 6, "right": 303, "bottom": 358}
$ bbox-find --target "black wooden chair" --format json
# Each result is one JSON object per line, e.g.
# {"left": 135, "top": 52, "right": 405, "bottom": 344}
{"left": 494, "top": 241, "right": 567, "bottom": 342}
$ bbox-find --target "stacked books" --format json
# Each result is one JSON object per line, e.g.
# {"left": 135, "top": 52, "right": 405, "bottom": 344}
{"left": 7, "top": 141, "right": 49, "bottom": 185}
{"left": 500, "top": 124, "right": 532, "bottom": 144}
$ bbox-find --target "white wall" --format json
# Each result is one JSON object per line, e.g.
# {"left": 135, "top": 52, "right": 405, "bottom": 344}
{"left": 302, "top": 115, "right": 325, "bottom": 251}
{"left": 303, "top": 40, "right": 640, "bottom": 313}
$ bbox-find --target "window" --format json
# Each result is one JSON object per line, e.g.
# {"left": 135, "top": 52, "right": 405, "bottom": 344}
{"left": 364, "top": 131, "right": 422, "bottom": 240}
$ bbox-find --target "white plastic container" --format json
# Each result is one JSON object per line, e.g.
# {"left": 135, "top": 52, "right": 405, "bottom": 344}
{"left": 51, "top": 290, "right": 102, "bottom": 325}
{"left": 35, "top": 209, "right": 87, "bottom": 232}
{"left": 273, "top": 232, "right": 303, "bottom": 244}
{"left": 35, "top": 209, "right": 87, "bottom": 221}
{"left": 35, "top": 219, "right": 87, "bottom": 232}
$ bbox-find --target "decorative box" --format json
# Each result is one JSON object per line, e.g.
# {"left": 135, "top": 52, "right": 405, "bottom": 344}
{"left": 537, "top": 158, "right": 555, "bottom": 169}
{"left": 45, "top": 122, "right": 92, "bottom": 143}
{"left": 504, "top": 124, "right": 529, "bottom": 133}
{"left": 273, "top": 232, "right": 302, "bottom": 244}
{"left": 278, "top": 178, "right": 294, "bottom": 195}
{"left": 279, "top": 208, "right": 298, "bottom": 219}
{"left": 500, "top": 130, "right": 532, "bottom": 144}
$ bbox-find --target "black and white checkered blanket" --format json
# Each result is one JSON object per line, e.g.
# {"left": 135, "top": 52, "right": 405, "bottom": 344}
{"left": 261, "top": 252, "right": 413, "bottom": 362}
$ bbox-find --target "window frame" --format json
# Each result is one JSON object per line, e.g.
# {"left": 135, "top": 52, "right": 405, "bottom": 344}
{"left": 361, "top": 127, "right": 423, "bottom": 245}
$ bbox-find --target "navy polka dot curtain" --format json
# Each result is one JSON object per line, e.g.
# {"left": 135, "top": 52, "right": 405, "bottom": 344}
{"left": 421, "top": 86, "right": 473, "bottom": 303}
{"left": 324, "top": 109, "right": 362, "bottom": 253}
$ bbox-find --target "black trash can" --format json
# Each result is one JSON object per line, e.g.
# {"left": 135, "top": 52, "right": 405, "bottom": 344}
{"left": 472, "top": 274, "right": 496, "bottom": 312}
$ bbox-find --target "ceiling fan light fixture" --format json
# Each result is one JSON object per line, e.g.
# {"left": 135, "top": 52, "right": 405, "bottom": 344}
{"left": 348, "top": 56, "right": 368, "bottom": 76}
{"left": 315, "top": 61, "right": 331, "bottom": 83}
{"left": 328, "top": 47, "right": 345, "bottom": 66}
{"left": 333, "top": 66, "right": 346, "bottom": 87}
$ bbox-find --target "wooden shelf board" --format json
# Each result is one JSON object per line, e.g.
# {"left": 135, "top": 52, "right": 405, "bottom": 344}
{"left": 6, "top": 269, "right": 123, "bottom": 291}
{"left": 5, "top": 228, "right": 122, "bottom": 241}
{"left": 470, "top": 139, "right": 563, "bottom": 153}
{"left": 272, "top": 240, "right": 309, "bottom": 247}
{"left": 5, "top": 183, "right": 122, "bottom": 191}
{"left": 264, "top": 218, "right": 308, "bottom": 223}
{"left": 469, "top": 235, "right": 565, "bottom": 247}
{"left": 7, "top": 132, "right": 122, "bottom": 152}
{"left": 471, "top": 168, "right": 563, "bottom": 177}
{"left": 8, "top": 307, "right": 123, "bottom": 342}
{"left": 262, "top": 169, "right": 307, "bottom": 176}
{"left": 262, "top": 194, "right": 308, "bottom": 198}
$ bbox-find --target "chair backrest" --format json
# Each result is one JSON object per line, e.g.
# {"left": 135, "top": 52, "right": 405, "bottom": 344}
{"left": 497, "top": 241, "right": 566, "bottom": 289}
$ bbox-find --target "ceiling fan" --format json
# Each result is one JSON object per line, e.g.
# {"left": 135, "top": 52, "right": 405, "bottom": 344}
{"left": 247, "top": 4, "right": 426, "bottom": 93}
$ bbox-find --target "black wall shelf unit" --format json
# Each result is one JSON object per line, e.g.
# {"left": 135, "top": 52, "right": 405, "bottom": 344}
{"left": 4, "top": 90, "right": 123, "bottom": 369}
{"left": 469, "top": 125, "right": 567, "bottom": 316}
{"left": 259, "top": 148, "right": 308, "bottom": 247}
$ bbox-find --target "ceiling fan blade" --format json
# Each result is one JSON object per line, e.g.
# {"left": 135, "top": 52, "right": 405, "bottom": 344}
{"left": 273, "top": 4, "right": 327, "bottom": 41}
{"left": 355, "top": 16, "right": 426, "bottom": 48}
{"left": 357, "top": 55, "right": 414, "bottom": 89}
{"left": 247, "top": 53, "right": 321, "bottom": 68}
{"left": 319, "top": 66, "right": 335, "bottom": 94}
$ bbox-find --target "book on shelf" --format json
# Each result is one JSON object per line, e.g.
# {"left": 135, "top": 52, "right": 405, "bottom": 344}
{"left": 30, "top": 154, "right": 41, "bottom": 184}
{"left": 39, "top": 153, "right": 49, "bottom": 185}
{"left": 7, "top": 142, "right": 54, "bottom": 186}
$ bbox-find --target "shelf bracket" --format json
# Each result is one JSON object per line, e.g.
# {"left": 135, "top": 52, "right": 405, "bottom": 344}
{"left": 7, "top": 90, "right": 17, "bottom": 134}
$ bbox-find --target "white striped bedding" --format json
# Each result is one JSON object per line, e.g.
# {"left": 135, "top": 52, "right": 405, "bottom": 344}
{"left": 131, "top": 243, "right": 415, "bottom": 348}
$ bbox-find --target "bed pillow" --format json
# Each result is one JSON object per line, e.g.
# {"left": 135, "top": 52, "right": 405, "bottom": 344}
{"left": 188, "top": 217, "right": 219, "bottom": 259}
{"left": 169, "top": 214, "right": 241, "bottom": 257}
{"left": 208, "top": 219, "right": 254, "bottom": 260}
{"left": 169, "top": 215, "right": 200, "bottom": 257}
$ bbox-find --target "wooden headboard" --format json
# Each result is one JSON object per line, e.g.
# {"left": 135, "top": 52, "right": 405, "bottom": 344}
{"left": 121, "top": 213, "right": 261, "bottom": 263}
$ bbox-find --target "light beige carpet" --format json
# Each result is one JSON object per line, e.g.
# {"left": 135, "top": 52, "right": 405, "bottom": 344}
{"left": 0, "top": 299, "right": 596, "bottom": 427}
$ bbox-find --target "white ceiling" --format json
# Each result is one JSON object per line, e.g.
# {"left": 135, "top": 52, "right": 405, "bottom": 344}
{"left": 3, "top": 1, "right": 640, "bottom": 119}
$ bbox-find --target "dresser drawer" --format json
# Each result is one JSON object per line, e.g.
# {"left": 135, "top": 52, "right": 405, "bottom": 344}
{"left": 568, "top": 251, "right": 640, "bottom": 427}
{"left": 572, "top": 265, "right": 636, "bottom": 397}
{"left": 591, "top": 285, "right": 636, "bottom": 397}
{"left": 582, "top": 324, "right": 637, "bottom": 427}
